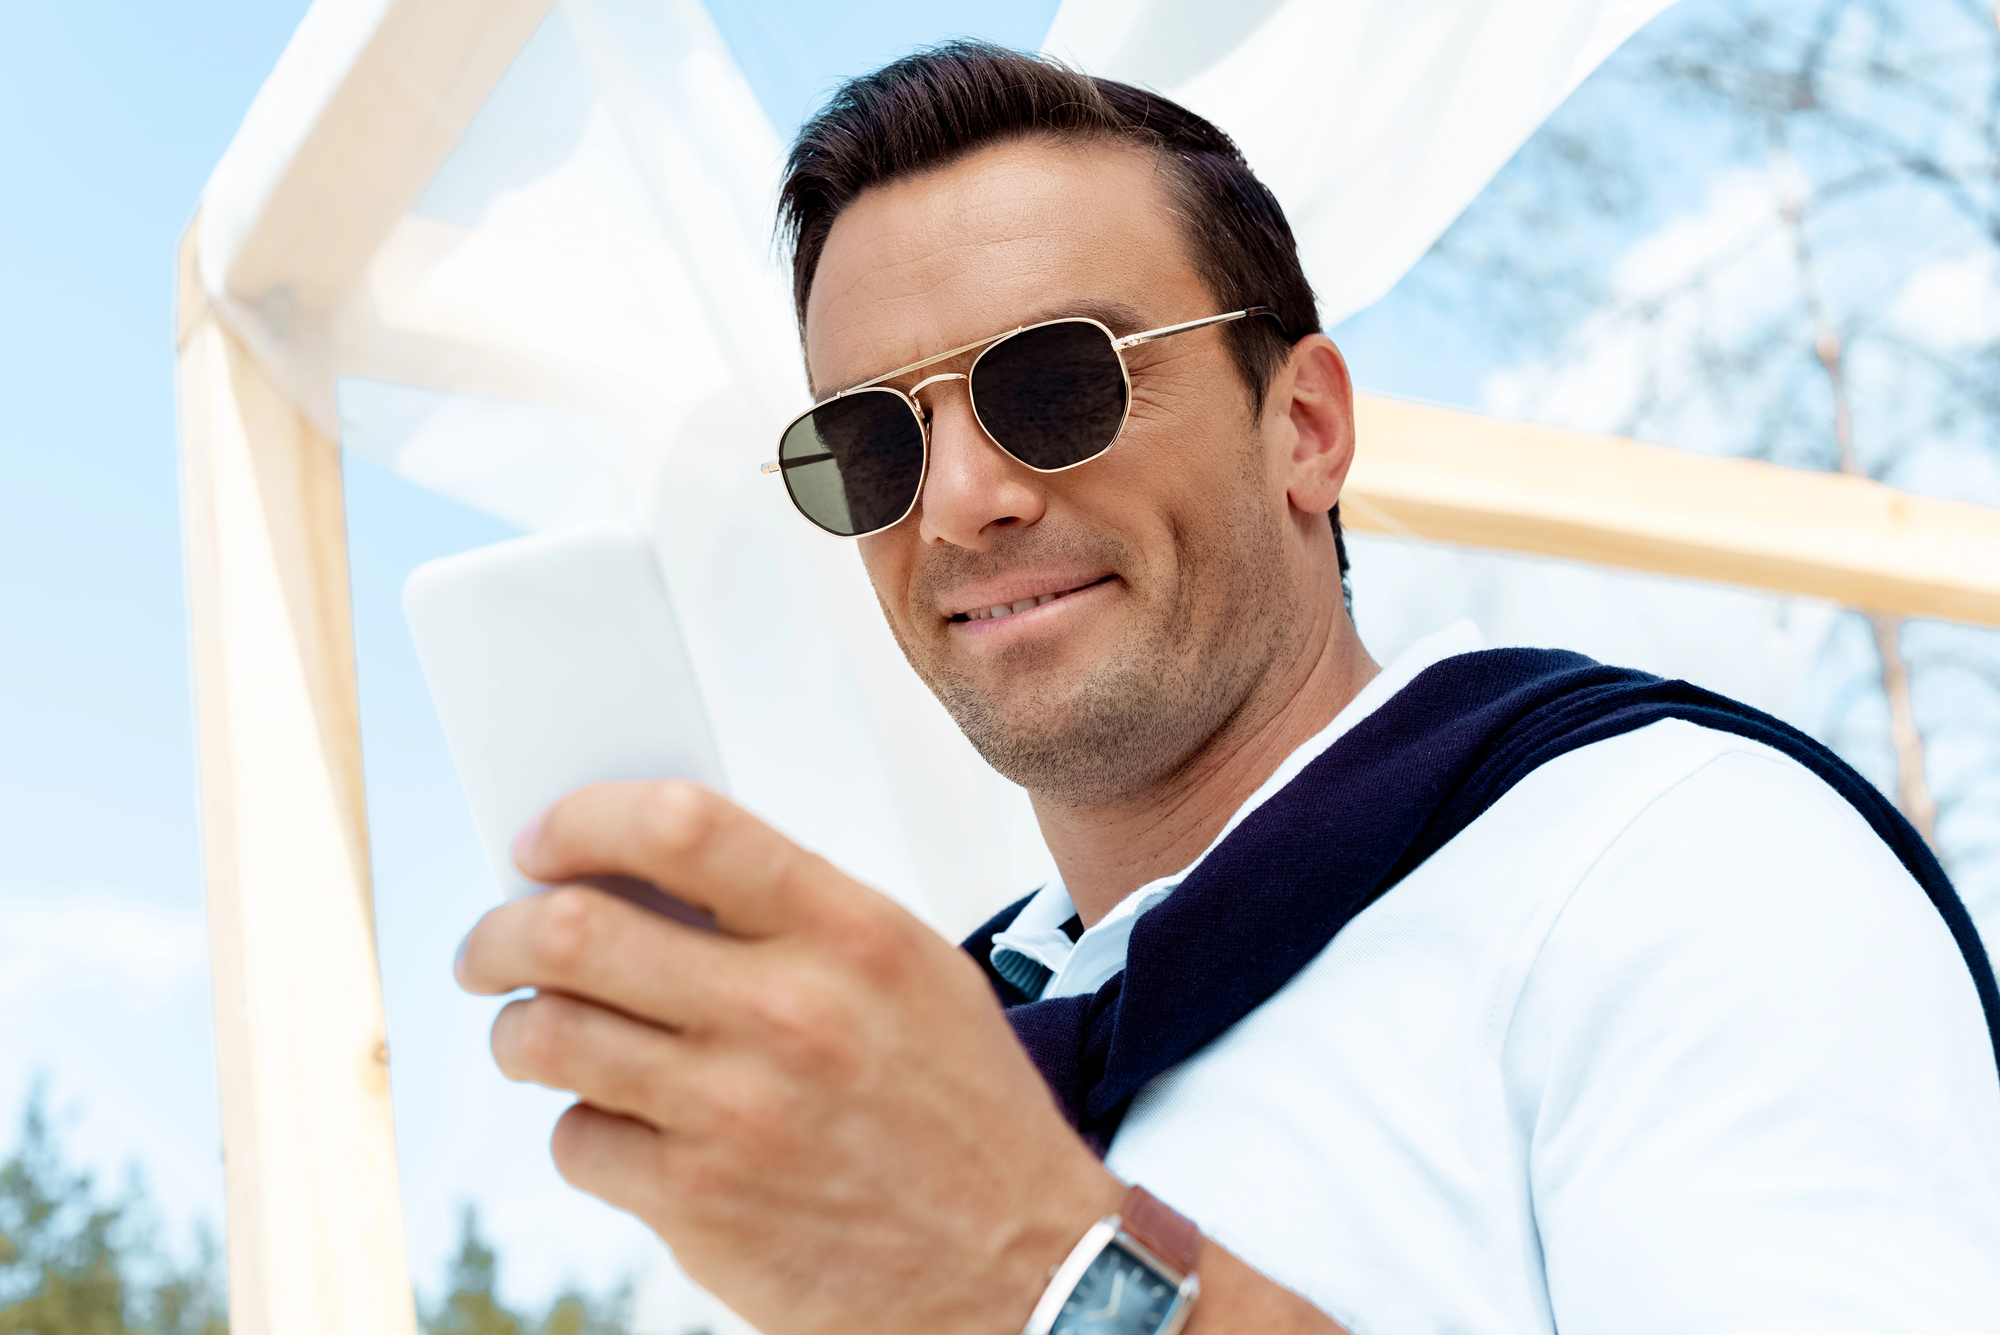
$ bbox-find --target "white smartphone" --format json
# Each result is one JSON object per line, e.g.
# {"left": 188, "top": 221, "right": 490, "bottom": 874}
{"left": 403, "top": 520, "right": 725, "bottom": 926}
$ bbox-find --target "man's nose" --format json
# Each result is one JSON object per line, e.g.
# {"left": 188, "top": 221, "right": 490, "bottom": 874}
{"left": 912, "top": 378, "right": 1048, "bottom": 548}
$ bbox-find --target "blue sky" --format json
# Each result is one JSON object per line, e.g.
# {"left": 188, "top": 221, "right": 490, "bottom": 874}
{"left": 0, "top": 0, "right": 310, "bottom": 1263}
{"left": 7, "top": 0, "right": 1996, "bottom": 1318}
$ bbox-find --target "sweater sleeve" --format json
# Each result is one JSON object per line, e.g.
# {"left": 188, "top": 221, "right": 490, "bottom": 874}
{"left": 1504, "top": 745, "right": 2000, "bottom": 1334}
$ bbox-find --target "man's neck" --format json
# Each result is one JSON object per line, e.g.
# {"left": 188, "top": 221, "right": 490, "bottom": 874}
{"left": 1031, "top": 608, "right": 1380, "bottom": 927}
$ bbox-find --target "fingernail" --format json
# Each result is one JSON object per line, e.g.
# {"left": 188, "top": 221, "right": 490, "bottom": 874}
{"left": 512, "top": 811, "right": 545, "bottom": 866}
{"left": 452, "top": 930, "right": 471, "bottom": 984}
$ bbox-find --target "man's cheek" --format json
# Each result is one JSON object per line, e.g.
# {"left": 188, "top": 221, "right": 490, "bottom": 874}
{"left": 857, "top": 542, "right": 919, "bottom": 635}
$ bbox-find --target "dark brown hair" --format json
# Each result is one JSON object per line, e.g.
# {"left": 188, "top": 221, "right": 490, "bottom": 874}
{"left": 776, "top": 40, "right": 1347, "bottom": 584}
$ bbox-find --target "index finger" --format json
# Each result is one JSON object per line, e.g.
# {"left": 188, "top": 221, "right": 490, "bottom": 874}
{"left": 513, "top": 780, "right": 840, "bottom": 939}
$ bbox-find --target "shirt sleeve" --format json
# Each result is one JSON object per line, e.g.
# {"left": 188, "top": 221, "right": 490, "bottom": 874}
{"left": 1504, "top": 745, "right": 2000, "bottom": 1334}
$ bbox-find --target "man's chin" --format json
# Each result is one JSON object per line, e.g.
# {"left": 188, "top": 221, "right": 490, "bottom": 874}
{"left": 931, "top": 667, "right": 1190, "bottom": 805}
{"left": 920, "top": 624, "right": 1115, "bottom": 710}
{"left": 929, "top": 649, "right": 1108, "bottom": 726}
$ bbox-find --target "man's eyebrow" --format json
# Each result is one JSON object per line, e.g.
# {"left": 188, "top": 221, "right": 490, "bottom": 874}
{"left": 1020, "top": 298, "right": 1147, "bottom": 338}
{"left": 820, "top": 298, "right": 1152, "bottom": 397}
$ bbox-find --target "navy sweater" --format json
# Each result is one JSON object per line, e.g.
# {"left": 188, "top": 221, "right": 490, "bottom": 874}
{"left": 965, "top": 649, "right": 2000, "bottom": 1155}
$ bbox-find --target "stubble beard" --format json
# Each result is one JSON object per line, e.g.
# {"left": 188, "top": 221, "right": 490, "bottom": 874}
{"left": 888, "top": 474, "right": 1295, "bottom": 812}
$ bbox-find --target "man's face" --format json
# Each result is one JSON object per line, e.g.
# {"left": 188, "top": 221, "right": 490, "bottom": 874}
{"left": 805, "top": 139, "right": 1313, "bottom": 807}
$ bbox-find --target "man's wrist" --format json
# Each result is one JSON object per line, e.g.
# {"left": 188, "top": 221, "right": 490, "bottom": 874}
{"left": 996, "top": 1169, "right": 1127, "bottom": 1331}
{"left": 1014, "top": 1181, "right": 1347, "bottom": 1335}
{"left": 1175, "top": 1238, "right": 1348, "bottom": 1335}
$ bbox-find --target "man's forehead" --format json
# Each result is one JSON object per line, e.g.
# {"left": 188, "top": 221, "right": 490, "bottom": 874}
{"left": 802, "top": 139, "right": 1201, "bottom": 393}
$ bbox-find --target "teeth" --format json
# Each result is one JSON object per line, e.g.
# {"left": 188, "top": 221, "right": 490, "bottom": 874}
{"left": 964, "top": 589, "right": 1071, "bottom": 621}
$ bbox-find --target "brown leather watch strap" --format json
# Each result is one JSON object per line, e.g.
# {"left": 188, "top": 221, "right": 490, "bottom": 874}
{"left": 1119, "top": 1184, "right": 1201, "bottom": 1276}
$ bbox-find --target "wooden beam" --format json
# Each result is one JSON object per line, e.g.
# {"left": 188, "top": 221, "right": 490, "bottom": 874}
{"left": 216, "top": 0, "right": 552, "bottom": 314}
{"left": 201, "top": 0, "right": 552, "bottom": 426}
{"left": 177, "top": 219, "right": 417, "bottom": 1335}
{"left": 1346, "top": 394, "right": 2000, "bottom": 627}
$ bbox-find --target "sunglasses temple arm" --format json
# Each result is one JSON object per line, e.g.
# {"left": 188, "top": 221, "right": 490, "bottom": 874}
{"left": 1114, "top": 306, "right": 1278, "bottom": 350}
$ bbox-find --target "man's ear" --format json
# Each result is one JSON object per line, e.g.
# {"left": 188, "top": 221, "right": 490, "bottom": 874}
{"left": 1277, "top": 335, "right": 1355, "bottom": 519}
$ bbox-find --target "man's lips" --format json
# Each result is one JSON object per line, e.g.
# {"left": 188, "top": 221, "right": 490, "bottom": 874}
{"left": 943, "top": 574, "right": 1118, "bottom": 623}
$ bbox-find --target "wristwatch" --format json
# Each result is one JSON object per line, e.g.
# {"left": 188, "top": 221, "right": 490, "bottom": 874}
{"left": 1021, "top": 1185, "right": 1201, "bottom": 1335}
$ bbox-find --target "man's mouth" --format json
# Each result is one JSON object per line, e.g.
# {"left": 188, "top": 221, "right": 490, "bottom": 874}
{"left": 947, "top": 575, "right": 1117, "bottom": 623}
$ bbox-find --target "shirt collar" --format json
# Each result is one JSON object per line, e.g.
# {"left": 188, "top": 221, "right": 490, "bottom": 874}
{"left": 989, "top": 620, "right": 1487, "bottom": 1000}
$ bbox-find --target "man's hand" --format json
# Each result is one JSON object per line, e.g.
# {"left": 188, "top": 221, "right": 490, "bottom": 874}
{"left": 454, "top": 780, "right": 1123, "bottom": 1335}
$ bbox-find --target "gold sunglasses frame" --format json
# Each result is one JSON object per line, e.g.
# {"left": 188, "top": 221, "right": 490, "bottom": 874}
{"left": 761, "top": 306, "right": 1278, "bottom": 539}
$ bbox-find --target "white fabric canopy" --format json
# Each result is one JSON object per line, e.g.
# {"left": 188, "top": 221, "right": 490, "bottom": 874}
{"left": 190, "top": 0, "right": 1815, "bottom": 938}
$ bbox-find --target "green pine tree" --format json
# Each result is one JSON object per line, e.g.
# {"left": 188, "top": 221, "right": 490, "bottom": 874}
{"left": 0, "top": 1082, "right": 225, "bottom": 1335}
{"left": 426, "top": 1206, "right": 523, "bottom": 1335}
{"left": 422, "top": 1206, "right": 631, "bottom": 1335}
{"left": 0, "top": 1083, "right": 632, "bottom": 1335}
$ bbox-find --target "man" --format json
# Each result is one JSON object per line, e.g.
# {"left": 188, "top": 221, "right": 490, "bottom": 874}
{"left": 457, "top": 44, "right": 2000, "bottom": 1335}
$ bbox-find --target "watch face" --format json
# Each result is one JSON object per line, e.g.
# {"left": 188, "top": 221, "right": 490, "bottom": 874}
{"left": 1054, "top": 1241, "right": 1180, "bottom": 1335}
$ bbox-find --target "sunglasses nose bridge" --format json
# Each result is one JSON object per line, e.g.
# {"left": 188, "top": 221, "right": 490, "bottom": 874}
{"left": 907, "top": 371, "right": 968, "bottom": 407}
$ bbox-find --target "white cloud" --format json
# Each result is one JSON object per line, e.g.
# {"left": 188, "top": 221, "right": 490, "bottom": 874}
{"left": 0, "top": 889, "right": 206, "bottom": 1010}
{"left": 1887, "top": 249, "right": 2000, "bottom": 351}
{"left": 1611, "top": 170, "right": 1780, "bottom": 298}
{"left": 1479, "top": 169, "right": 1799, "bottom": 449}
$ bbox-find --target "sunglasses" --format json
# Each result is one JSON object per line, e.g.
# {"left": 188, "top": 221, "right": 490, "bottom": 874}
{"left": 761, "top": 306, "right": 1280, "bottom": 538}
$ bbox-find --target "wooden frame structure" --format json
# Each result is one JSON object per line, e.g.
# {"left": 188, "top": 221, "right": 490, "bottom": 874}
{"left": 174, "top": 2, "right": 2000, "bottom": 1331}
{"left": 178, "top": 226, "right": 414, "bottom": 1335}
{"left": 177, "top": 3, "right": 551, "bottom": 1331}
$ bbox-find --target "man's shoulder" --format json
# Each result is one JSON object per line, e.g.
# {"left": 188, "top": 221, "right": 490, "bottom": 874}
{"left": 1500, "top": 724, "right": 2000, "bottom": 1326}
{"left": 1495, "top": 717, "right": 1998, "bottom": 1125}
{"left": 1373, "top": 715, "right": 1838, "bottom": 914}
{"left": 1514, "top": 720, "right": 1937, "bottom": 968}
{"left": 1474, "top": 713, "right": 1870, "bottom": 862}
{"left": 1378, "top": 715, "right": 1980, "bottom": 1050}
{"left": 1458, "top": 716, "right": 1944, "bottom": 967}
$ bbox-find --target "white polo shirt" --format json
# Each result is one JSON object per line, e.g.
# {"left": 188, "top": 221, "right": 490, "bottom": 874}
{"left": 991, "top": 623, "right": 2000, "bottom": 1333}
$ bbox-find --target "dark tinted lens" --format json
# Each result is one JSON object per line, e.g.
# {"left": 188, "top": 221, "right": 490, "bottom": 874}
{"left": 778, "top": 389, "right": 926, "bottom": 536}
{"left": 970, "top": 321, "right": 1128, "bottom": 470}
